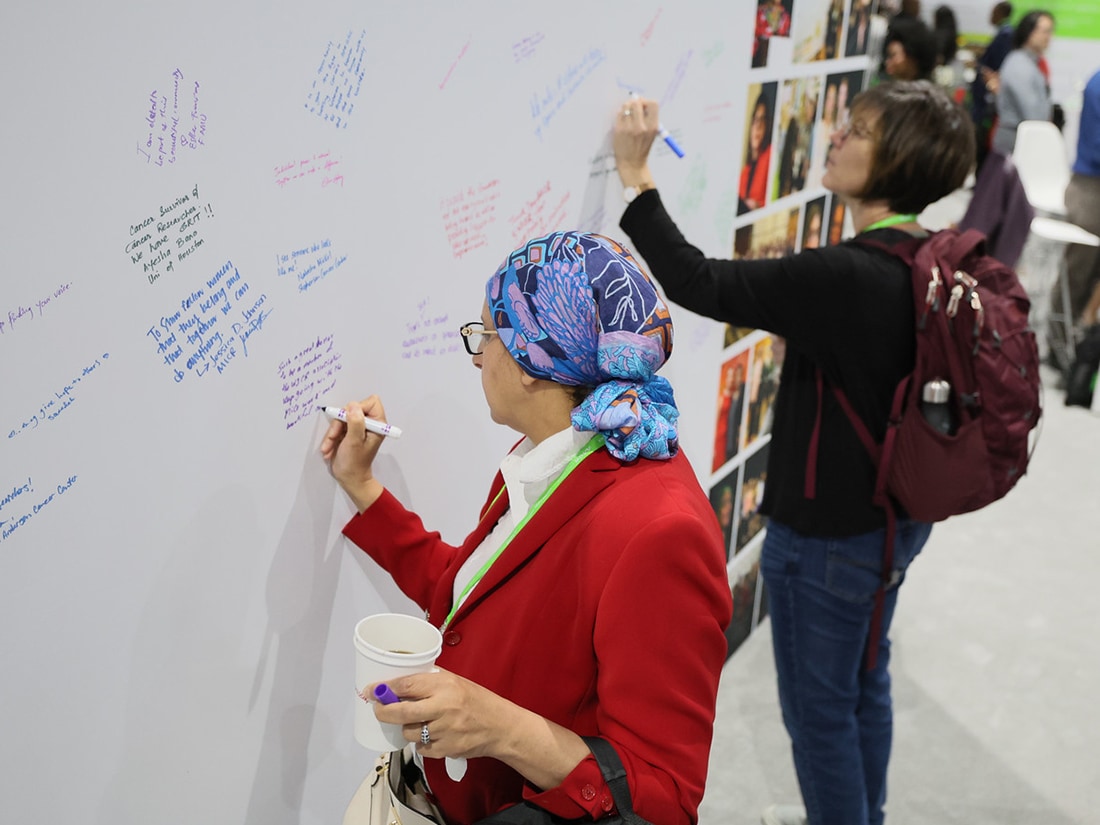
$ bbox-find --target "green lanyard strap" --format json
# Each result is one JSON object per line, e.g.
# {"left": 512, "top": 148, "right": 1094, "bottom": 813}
{"left": 442, "top": 433, "right": 605, "bottom": 630}
{"left": 862, "top": 213, "right": 918, "bottom": 233}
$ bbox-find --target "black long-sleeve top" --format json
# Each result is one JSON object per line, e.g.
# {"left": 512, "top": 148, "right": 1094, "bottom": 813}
{"left": 621, "top": 189, "right": 919, "bottom": 536}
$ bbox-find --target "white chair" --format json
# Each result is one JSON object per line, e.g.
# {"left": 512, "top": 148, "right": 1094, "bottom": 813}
{"left": 1013, "top": 121, "right": 1100, "bottom": 367}
{"left": 1014, "top": 120, "right": 1072, "bottom": 217}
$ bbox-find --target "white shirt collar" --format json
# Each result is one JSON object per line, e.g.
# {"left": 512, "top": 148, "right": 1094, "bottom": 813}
{"left": 499, "top": 427, "right": 595, "bottom": 524}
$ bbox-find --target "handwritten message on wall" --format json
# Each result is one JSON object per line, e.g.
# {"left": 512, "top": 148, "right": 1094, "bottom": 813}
{"left": 126, "top": 185, "right": 216, "bottom": 285}
{"left": 136, "top": 67, "right": 207, "bottom": 167}
{"left": 278, "top": 334, "right": 344, "bottom": 429}
{"left": 0, "top": 472, "right": 80, "bottom": 545}
{"left": 509, "top": 181, "right": 571, "bottom": 246}
{"left": 273, "top": 152, "right": 345, "bottom": 189}
{"left": 530, "top": 48, "right": 606, "bottom": 140}
{"left": 401, "top": 298, "right": 463, "bottom": 360}
{"left": 1, "top": 282, "right": 72, "bottom": 337}
{"left": 6, "top": 354, "right": 111, "bottom": 440}
{"left": 145, "top": 260, "right": 272, "bottom": 382}
{"left": 512, "top": 33, "right": 544, "bottom": 62}
{"left": 276, "top": 238, "right": 348, "bottom": 293}
{"left": 306, "top": 29, "right": 366, "bottom": 129}
{"left": 441, "top": 180, "right": 501, "bottom": 259}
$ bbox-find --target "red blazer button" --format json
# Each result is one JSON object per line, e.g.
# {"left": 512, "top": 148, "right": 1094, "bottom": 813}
{"left": 580, "top": 784, "right": 596, "bottom": 801}
{"left": 444, "top": 630, "right": 462, "bottom": 646}
{"left": 601, "top": 796, "right": 613, "bottom": 812}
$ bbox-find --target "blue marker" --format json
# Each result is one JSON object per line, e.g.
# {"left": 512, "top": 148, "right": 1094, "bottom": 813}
{"left": 630, "top": 92, "right": 685, "bottom": 158}
{"left": 373, "top": 683, "right": 401, "bottom": 704}
{"left": 659, "top": 127, "right": 686, "bottom": 158}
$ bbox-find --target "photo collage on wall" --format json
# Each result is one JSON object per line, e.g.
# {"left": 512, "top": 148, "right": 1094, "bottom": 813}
{"left": 712, "top": 0, "right": 878, "bottom": 656}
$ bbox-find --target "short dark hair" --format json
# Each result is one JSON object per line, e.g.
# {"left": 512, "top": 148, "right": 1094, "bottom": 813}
{"left": 854, "top": 81, "right": 975, "bottom": 214}
{"left": 885, "top": 18, "right": 939, "bottom": 79}
{"left": 992, "top": 2, "right": 1013, "bottom": 24}
{"left": 1013, "top": 10, "right": 1053, "bottom": 49}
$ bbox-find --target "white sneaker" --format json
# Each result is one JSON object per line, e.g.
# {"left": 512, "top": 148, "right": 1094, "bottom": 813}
{"left": 761, "top": 804, "right": 808, "bottom": 825}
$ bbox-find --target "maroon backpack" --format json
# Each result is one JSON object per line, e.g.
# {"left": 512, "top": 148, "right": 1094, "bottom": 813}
{"left": 810, "top": 228, "right": 1042, "bottom": 667}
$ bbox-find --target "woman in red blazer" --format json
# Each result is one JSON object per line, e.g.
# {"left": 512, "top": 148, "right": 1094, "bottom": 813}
{"left": 321, "top": 231, "right": 731, "bottom": 825}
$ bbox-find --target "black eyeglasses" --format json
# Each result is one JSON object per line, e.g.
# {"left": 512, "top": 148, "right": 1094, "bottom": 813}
{"left": 458, "top": 321, "right": 499, "bottom": 355}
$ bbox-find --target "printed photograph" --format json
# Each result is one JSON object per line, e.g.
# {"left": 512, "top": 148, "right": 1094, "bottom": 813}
{"left": 753, "top": 0, "right": 793, "bottom": 68}
{"left": 745, "top": 335, "right": 784, "bottom": 446}
{"left": 801, "top": 195, "right": 827, "bottom": 250}
{"left": 739, "top": 82, "right": 778, "bottom": 216}
{"left": 845, "top": 0, "right": 876, "bottom": 56}
{"left": 708, "top": 467, "right": 741, "bottom": 561}
{"left": 772, "top": 75, "right": 822, "bottom": 200}
{"left": 827, "top": 194, "right": 849, "bottom": 245}
{"left": 712, "top": 349, "right": 752, "bottom": 471}
{"left": 735, "top": 443, "right": 770, "bottom": 554}
{"left": 733, "top": 208, "right": 800, "bottom": 261}
{"left": 791, "top": 0, "right": 844, "bottom": 62}
{"left": 726, "top": 543, "right": 762, "bottom": 656}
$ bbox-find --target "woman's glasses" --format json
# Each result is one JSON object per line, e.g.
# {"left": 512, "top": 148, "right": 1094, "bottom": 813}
{"left": 458, "top": 322, "right": 499, "bottom": 355}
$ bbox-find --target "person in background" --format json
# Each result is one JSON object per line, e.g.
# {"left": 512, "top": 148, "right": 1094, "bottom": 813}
{"left": 932, "top": 5, "right": 965, "bottom": 97}
{"left": 321, "top": 231, "right": 732, "bottom": 825}
{"left": 1055, "top": 68, "right": 1100, "bottom": 342}
{"left": 893, "top": 0, "right": 921, "bottom": 20}
{"left": 881, "top": 17, "right": 938, "bottom": 81}
{"left": 971, "top": 1, "right": 1015, "bottom": 164}
{"left": 741, "top": 89, "right": 775, "bottom": 214}
{"left": 992, "top": 9, "right": 1055, "bottom": 154}
{"left": 614, "top": 81, "right": 974, "bottom": 825}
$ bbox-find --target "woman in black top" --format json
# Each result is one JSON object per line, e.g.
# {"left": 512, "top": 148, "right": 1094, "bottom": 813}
{"left": 613, "top": 81, "right": 974, "bottom": 825}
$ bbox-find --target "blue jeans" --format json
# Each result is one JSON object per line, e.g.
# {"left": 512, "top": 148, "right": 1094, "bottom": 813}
{"left": 761, "top": 518, "right": 933, "bottom": 825}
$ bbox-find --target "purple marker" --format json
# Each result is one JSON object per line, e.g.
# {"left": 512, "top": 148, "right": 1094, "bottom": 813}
{"left": 373, "top": 683, "right": 401, "bottom": 704}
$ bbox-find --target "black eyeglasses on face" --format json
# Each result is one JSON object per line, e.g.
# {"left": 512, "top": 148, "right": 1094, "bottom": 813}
{"left": 458, "top": 321, "right": 499, "bottom": 355}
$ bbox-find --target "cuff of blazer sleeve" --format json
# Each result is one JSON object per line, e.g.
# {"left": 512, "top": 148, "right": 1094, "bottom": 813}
{"left": 522, "top": 753, "right": 617, "bottom": 820}
{"left": 341, "top": 487, "right": 401, "bottom": 547}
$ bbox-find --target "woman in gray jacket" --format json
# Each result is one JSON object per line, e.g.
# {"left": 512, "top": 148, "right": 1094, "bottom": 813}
{"left": 992, "top": 9, "right": 1055, "bottom": 154}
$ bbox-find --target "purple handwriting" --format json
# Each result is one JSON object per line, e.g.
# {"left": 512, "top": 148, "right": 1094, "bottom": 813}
{"left": 512, "top": 33, "right": 544, "bottom": 63}
{"left": 126, "top": 184, "right": 215, "bottom": 285}
{"left": 145, "top": 260, "right": 272, "bottom": 382}
{"left": 530, "top": 48, "right": 606, "bottom": 140}
{"left": 401, "top": 298, "right": 462, "bottom": 360}
{"left": 0, "top": 472, "right": 79, "bottom": 544}
{"left": 440, "top": 180, "right": 501, "bottom": 260}
{"left": 136, "top": 68, "right": 207, "bottom": 167}
{"left": 6, "top": 354, "right": 110, "bottom": 440}
{"left": 1, "top": 282, "right": 73, "bottom": 336}
{"left": 274, "top": 152, "right": 344, "bottom": 189}
{"left": 661, "top": 50, "right": 693, "bottom": 107}
{"left": 306, "top": 29, "right": 366, "bottom": 129}
{"left": 276, "top": 238, "right": 348, "bottom": 292}
{"left": 278, "top": 334, "right": 344, "bottom": 429}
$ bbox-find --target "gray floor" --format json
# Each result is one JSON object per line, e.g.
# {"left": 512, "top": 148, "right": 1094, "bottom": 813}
{"left": 698, "top": 368, "right": 1100, "bottom": 825}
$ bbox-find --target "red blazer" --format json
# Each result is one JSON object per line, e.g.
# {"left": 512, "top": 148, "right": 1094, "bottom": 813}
{"left": 343, "top": 448, "right": 732, "bottom": 825}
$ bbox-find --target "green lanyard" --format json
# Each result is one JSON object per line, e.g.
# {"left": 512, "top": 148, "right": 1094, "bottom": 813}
{"left": 862, "top": 213, "right": 918, "bottom": 233}
{"left": 442, "top": 433, "right": 606, "bottom": 631}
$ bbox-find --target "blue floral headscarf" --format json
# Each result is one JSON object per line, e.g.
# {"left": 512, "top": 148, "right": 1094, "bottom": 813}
{"left": 486, "top": 231, "right": 679, "bottom": 461}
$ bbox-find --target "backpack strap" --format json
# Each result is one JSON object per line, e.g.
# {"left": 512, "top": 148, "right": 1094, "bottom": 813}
{"left": 806, "top": 371, "right": 911, "bottom": 672}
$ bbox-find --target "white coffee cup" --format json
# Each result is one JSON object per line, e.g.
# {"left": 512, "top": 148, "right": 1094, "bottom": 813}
{"left": 353, "top": 613, "right": 443, "bottom": 751}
